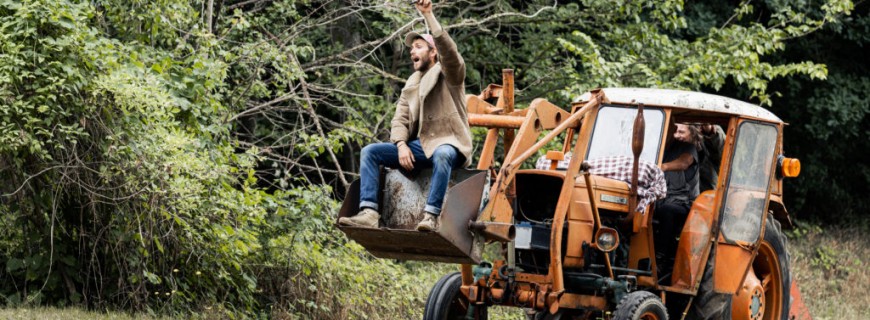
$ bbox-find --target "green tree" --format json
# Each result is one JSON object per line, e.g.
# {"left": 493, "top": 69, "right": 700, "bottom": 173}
{"left": 0, "top": 0, "right": 861, "bottom": 318}
{"left": 678, "top": 0, "right": 868, "bottom": 223}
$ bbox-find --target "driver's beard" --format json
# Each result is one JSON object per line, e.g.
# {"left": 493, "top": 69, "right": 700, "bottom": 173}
{"left": 415, "top": 56, "right": 432, "bottom": 72}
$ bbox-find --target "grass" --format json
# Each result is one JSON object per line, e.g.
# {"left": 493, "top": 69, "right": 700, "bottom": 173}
{"left": 787, "top": 222, "right": 870, "bottom": 320}
{"left": 1, "top": 223, "right": 866, "bottom": 319}
{"left": 0, "top": 307, "right": 162, "bottom": 320}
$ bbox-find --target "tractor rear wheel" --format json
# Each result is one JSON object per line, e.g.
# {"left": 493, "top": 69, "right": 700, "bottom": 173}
{"left": 686, "top": 243, "right": 732, "bottom": 319}
{"left": 733, "top": 215, "right": 791, "bottom": 320}
{"left": 424, "top": 272, "right": 488, "bottom": 320}
{"left": 613, "top": 291, "right": 668, "bottom": 320}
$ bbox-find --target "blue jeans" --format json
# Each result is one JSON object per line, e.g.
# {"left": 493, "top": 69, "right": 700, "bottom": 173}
{"left": 359, "top": 139, "right": 463, "bottom": 215}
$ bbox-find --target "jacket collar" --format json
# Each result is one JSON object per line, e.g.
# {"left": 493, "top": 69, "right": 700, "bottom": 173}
{"left": 410, "top": 62, "right": 441, "bottom": 99}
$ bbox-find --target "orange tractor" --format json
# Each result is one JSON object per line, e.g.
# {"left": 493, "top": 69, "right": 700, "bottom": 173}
{"left": 337, "top": 70, "right": 811, "bottom": 319}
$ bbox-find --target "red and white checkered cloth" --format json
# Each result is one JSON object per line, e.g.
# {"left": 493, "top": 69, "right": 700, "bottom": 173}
{"left": 536, "top": 155, "right": 666, "bottom": 212}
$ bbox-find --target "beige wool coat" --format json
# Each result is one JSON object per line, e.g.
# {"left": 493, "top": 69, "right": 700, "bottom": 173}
{"left": 389, "top": 31, "right": 473, "bottom": 167}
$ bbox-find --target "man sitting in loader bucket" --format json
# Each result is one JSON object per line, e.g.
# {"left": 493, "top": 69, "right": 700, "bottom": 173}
{"left": 338, "top": 0, "right": 472, "bottom": 232}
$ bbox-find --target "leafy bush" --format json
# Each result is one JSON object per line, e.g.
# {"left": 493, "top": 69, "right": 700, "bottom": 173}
{"left": 0, "top": 0, "right": 862, "bottom": 318}
{"left": 0, "top": 1, "right": 446, "bottom": 317}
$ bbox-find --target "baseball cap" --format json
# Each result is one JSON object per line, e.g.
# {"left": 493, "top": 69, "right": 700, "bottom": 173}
{"left": 404, "top": 31, "right": 435, "bottom": 48}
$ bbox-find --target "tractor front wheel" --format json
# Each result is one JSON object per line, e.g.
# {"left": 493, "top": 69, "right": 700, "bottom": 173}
{"left": 424, "top": 272, "right": 488, "bottom": 320}
{"left": 732, "top": 215, "right": 791, "bottom": 320}
{"left": 613, "top": 291, "right": 668, "bottom": 320}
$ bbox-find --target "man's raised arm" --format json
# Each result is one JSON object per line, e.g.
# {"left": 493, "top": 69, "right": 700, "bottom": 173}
{"left": 416, "top": 0, "right": 465, "bottom": 85}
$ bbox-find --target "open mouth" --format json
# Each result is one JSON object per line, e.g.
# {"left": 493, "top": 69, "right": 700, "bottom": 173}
{"left": 412, "top": 57, "right": 421, "bottom": 63}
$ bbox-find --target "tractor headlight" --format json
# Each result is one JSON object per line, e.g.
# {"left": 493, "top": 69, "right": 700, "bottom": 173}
{"left": 594, "top": 228, "right": 619, "bottom": 252}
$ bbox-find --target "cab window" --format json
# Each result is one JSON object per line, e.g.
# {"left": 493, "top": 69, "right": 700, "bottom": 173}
{"left": 719, "top": 121, "right": 778, "bottom": 243}
{"left": 586, "top": 105, "right": 665, "bottom": 163}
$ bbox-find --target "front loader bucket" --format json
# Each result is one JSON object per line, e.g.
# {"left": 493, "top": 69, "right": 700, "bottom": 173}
{"left": 337, "top": 169, "right": 487, "bottom": 264}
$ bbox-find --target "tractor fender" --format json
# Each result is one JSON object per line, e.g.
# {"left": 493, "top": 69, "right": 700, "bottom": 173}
{"left": 768, "top": 195, "right": 794, "bottom": 229}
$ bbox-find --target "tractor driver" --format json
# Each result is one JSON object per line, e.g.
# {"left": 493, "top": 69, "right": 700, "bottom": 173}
{"left": 655, "top": 123, "right": 702, "bottom": 271}
{"left": 338, "top": 0, "right": 472, "bottom": 232}
{"left": 699, "top": 124, "right": 725, "bottom": 192}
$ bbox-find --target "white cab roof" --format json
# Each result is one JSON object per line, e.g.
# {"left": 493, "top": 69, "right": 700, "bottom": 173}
{"left": 576, "top": 88, "right": 782, "bottom": 123}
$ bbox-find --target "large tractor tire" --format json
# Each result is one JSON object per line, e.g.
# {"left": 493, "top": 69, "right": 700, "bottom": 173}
{"left": 424, "top": 272, "right": 458, "bottom": 318}
{"left": 734, "top": 215, "right": 791, "bottom": 320}
{"left": 686, "top": 243, "right": 732, "bottom": 319}
{"left": 613, "top": 291, "right": 668, "bottom": 320}
{"left": 424, "top": 272, "right": 488, "bottom": 320}
{"left": 689, "top": 215, "right": 791, "bottom": 320}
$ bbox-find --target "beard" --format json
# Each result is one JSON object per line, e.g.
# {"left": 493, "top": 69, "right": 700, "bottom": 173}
{"left": 414, "top": 55, "right": 433, "bottom": 72}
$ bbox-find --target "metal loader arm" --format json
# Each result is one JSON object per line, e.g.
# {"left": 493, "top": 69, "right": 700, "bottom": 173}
{"left": 470, "top": 91, "right": 606, "bottom": 242}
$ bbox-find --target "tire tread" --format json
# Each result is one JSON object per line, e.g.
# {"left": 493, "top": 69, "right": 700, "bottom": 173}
{"left": 424, "top": 272, "right": 459, "bottom": 319}
{"left": 613, "top": 291, "right": 668, "bottom": 320}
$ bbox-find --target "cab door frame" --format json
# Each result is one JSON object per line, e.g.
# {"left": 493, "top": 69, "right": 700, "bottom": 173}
{"left": 711, "top": 118, "right": 781, "bottom": 294}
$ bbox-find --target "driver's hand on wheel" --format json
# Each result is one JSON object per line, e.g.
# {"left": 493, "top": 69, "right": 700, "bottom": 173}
{"left": 398, "top": 142, "right": 415, "bottom": 171}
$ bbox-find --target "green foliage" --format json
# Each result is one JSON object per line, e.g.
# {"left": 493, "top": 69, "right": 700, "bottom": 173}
{"left": 98, "top": 0, "right": 200, "bottom": 47}
{"left": 0, "top": 0, "right": 98, "bottom": 159}
{"left": 553, "top": 0, "right": 850, "bottom": 105}
{"left": 758, "top": 3, "right": 869, "bottom": 222}
{"left": 0, "top": 0, "right": 862, "bottom": 318}
{"left": 1, "top": 0, "right": 267, "bottom": 313}
{"left": 0, "top": 0, "right": 455, "bottom": 317}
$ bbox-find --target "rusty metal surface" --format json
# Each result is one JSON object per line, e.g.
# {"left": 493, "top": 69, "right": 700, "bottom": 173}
{"left": 336, "top": 179, "right": 362, "bottom": 221}
{"left": 768, "top": 195, "right": 794, "bottom": 229}
{"left": 479, "top": 83, "right": 503, "bottom": 100}
{"left": 466, "top": 94, "right": 503, "bottom": 115}
{"left": 341, "top": 228, "right": 475, "bottom": 263}
{"left": 789, "top": 280, "right": 813, "bottom": 320}
{"left": 657, "top": 285, "right": 698, "bottom": 295}
{"left": 337, "top": 169, "right": 487, "bottom": 264}
{"left": 671, "top": 191, "right": 716, "bottom": 290}
{"left": 515, "top": 272, "right": 550, "bottom": 284}
{"left": 731, "top": 265, "right": 764, "bottom": 319}
{"left": 547, "top": 93, "right": 604, "bottom": 293}
{"left": 468, "top": 114, "right": 525, "bottom": 128}
{"left": 501, "top": 70, "right": 516, "bottom": 153}
{"left": 438, "top": 171, "right": 488, "bottom": 262}
{"left": 573, "top": 174, "right": 631, "bottom": 213}
{"left": 476, "top": 128, "right": 499, "bottom": 170}
{"left": 576, "top": 88, "right": 782, "bottom": 123}
{"left": 713, "top": 243, "right": 754, "bottom": 294}
{"left": 468, "top": 221, "right": 515, "bottom": 242}
{"left": 556, "top": 293, "right": 608, "bottom": 310}
{"left": 528, "top": 99, "right": 571, "bottom": 130}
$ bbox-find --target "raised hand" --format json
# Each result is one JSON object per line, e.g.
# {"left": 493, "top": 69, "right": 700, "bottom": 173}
{"left": 413, "top": 0, "right": 432, "bottom": 15}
